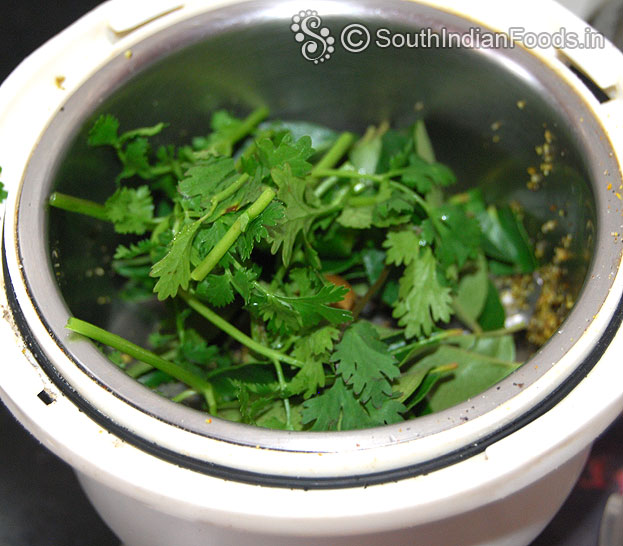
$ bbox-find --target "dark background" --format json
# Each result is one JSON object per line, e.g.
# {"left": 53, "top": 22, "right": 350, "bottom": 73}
{"left": 0, "top": 2, "right": 622, "bottom": 546}
{"left": 0, "top": 5, "right": 120, "bottom": 545}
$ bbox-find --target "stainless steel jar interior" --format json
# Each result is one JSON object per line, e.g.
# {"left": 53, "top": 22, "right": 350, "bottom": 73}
{"left": 13, "top": 0, "right": 623, "bottom": 455}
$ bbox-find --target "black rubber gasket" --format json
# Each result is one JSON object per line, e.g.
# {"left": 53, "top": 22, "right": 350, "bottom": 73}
{"left": 4, "top": 236, "right": 622, "bottom": 490}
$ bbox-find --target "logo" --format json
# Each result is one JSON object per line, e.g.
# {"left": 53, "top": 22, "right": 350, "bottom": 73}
{"left": 290, "top": 13, "right": 606, "bottom": 63}
{"left": 291, "top": 10, "right": 335, "bottom": 64}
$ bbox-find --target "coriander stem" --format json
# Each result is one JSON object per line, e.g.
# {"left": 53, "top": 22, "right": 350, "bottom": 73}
{"left": 127, "top": 361, "right": 153, "bottom": 378}
{"left": 208, "top": 173, "right": 250, "bottom": 216}
{"left": 347, "top": 194, "right": 382, "bottom": 207}
{"left": 312, "top": 132, "right": 355, "bottom": 175}
{"left": 229, "top": 106, "right": 270, "bottom": 146}
{"left": 191, "top": 187, "right": 276, "bottom": 282}
{"left": 388, "top": 180, "right": 432, "bottom": 216}
{"left": 181, "top": 293, "right": 304, "bottom": 368}
{"left": 271, "top": 357, "right": 292, "bottom": 430}
{"left": 311, "top": 168, "right": 387, "bottom": 184}
{"left": 313, "top": 175, "right": 339, "bottom": 198}
{"left": 48, "top": 192, "right": 109, "bottom": 222}
{"left": 66, "top": 317, "right": 217, "bottom": 412}
{"left": 149, "top": 165, "right": 174, "bottom": 176}
{"left": 172, "top": 389, "right": 197, "bottom": 403}
{"left": 310, "top": 168, "right": 435, "bottom": 219}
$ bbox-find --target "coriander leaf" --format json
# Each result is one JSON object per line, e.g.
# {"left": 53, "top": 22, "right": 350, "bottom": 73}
{"left": 114, "top": 265, "right": 152, "bottom": 289}
{"left": 288, "top": 327, "right": 339, "bottom": 399}
{"left": 193, "top": 110, "right": 244, "bottom": 157}
{"left": 383, "top": 229, "right": 421, "bottom": 267}
{"left": 107, "top": 349, "right": 126, "bottom": 368}
{"left": 332, "top": 321, "right": 400, "bottom": 408}
{"left": 114, "top": 239, "right": 157, "bottom": 260}
{"left": 236, "top": 201, "right": 285, "bottom": 260}
{"left": 419, "top": 219, "right": 436, "bottom": 246}
{"left": 207, "top": 366, "right": 270, "bottom": 408}
{"left": 301, "top": 372, "right": 405, "bottom": 430}
{"left": 252, "top": 291, "right": 301, "bottom": 335}
{"left": 400, "top": 156, "right": 457, "bottom": 195}
{"left": 139, "top": 370, "right": 175, "bottom": 389}
{"left": 178, "top": 157, "right": 236, "bottom": 201}
{"left": 336, "top": 206, "right": 374, "bottom": 229}
{"left": 303, "top": 237, "right": 321, "bottom": 272}
{"left": 285, "top": 267, "right": 317, "bottom": 298}
{"left": 191, "top": 217, "right": 234, "bottom": 268}
{"left": 301, "top": 378, "right": 372, "bottom": 431}
{"left": 118, "top": 138, "right": 152, "bottom": 180}
{"left": 208, "top": 173, "right": 263, "bottom": 223}
{"left": 150, "top": 221, "right": 202, "bottom": 300}
{"left": 264, "top": 120, "right": 339, "bottom": 154}
{"left": 235, "top": 383, "right": 282, "bottom": 425}
{"left": 393, "top": 247, "right": 453, "bottom": 339}
{"left": 253, "top": 284, "right": 351, "bottom": 334}
{"left": 234, "top": 383, "right": 252, "bottom": 423}
{"left": 196, "top": 273, "right": 235, "bottom": 307}
{"left": 268, "top": 165, "right": 321, "bottom": 266}
{"left": 212, "top": 110, "right": 241, "bottom": 132}
{"left": 373, "top": 191, "right": 413, "bottom": 222}
{"left": 215, "top": 366, "right": 280, "bottom": 396}
{"left": 88, "top": 114, "right": 120, "bottom": 147}
{"left": 287, "top": 284, "right": 352, "bottom": 328}
{"left": 287, "top": 358, "right": 326, "bottom": 399}
{"left": 378, "top": 129, "right": 413, "bottom": 173}
{"left": 148, "top": 331, "right": 176, "bottom": 351}
{"left": 305, "top": 325, "right": 341, "bottom": 356}
{"left": 364, "top": 397, "right": 406, "bottom": 425}
{"left": 231, "top": 267, "right": 258, "bottom": 303}
{"left": 105, "top": 185, "right": 154, "bottom": 235}
{"left": 256, "top": 133, "right": 314, "bottom": 177}
{"left": 155, "top": 144, "right": 177, "bottom": 170}
{"left": 178, "top": 328, "right": 219, "bottom": 367}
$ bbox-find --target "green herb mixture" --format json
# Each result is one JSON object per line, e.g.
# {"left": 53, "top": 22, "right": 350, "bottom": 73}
{"left": 50, "top": 107, "right": 546, "bottom": 431}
